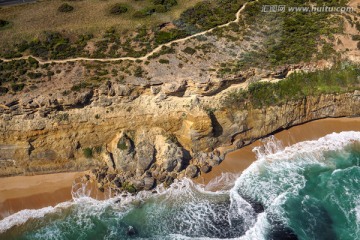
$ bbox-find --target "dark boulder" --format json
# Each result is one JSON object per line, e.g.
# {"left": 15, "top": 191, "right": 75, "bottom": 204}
{"left": 114, "top": 178, "right": 122, "bottom": 188}
{"left": 185, "top": 165, "right": 199, "bottom": 178}
{"left": 127, "top": 226, "right": 137, "bottom": 236}
{"left": 164, "top": 175, "right": 174, "bottom": 188}
{"left": 200, "top": 164, "right": 212, "bottom": 173}
{"left": 143, "top": 177, "right": 155, "bottom": 190}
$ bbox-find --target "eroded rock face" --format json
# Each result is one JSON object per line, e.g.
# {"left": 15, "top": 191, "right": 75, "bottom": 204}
{"left": 1, "top": 81, "right": 359, "bottom": 179}
{"left": 200, "top": 164, "right": 212, "bottom": 173}
{"left": 104, "top": 130, "right": 188, "bottom": 181}
{"left": 161, "top": 80, "right": 187, "bottom": 96}
{"left": 112, "top": 136, "right": 134, "bottom": 170}
{"left": 185, "top": 165, "right": 199, "bottom": 178}
{"left": 143, "top": 177, "right": 155, "bottom": 190}
{"left": 136, "top": 141, "right": 155, "bottom": 175}
{"left": 155, "top": 135, "right": 185, "bottom": 173}
{"left": 176, "top": 111, "right": 213, "bottom": 153}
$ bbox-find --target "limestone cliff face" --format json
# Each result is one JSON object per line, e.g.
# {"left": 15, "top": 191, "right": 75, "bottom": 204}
{"left": 214, "top": 92, "right": 360, "bottom": 152}
{"left": 0, "top": 82, "right": 359, "bottom": 180}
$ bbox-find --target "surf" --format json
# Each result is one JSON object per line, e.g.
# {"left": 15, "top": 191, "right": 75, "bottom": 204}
{"left": 1, "top": 131, "right": 359, "bottom": 239}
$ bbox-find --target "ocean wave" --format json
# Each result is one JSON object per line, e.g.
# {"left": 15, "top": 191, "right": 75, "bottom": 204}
{"left": 1, "top": 131, "right": 359, "bottom": 239}
{"left": 236, "top": 131, "right": 360, "bottom": 239}
{"left": 0, "top": 201, "right": 72, "bottom": 234}
{"left": 253, "top": 131, "right": 360, "bottom": 162}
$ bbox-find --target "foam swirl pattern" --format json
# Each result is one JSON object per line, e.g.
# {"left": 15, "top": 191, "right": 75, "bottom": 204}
{"left": 1, "top": 131, "right": 359, "bottom": 239}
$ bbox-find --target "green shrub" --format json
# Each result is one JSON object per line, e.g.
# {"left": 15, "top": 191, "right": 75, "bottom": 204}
{"left": 153, "top": 5, "right": 167, "bottom": 13}
{"left": 0, "top": 19, "right": 10, "bottom": 28}
{"left": 0, "top": 87, "right": 8, "bottom": 95}
{"left": 153, "top": 0, "right": 177, "bottom": 7}
{"left": 123, "top": 182, "right": 136, "bottom": 193}
{"left": 47, "top": 71, "right": 55, "bottom": 77}
{"left": 153, "top": 0, "right": 177, "bottom": 11}
{"left": 182, "top": 47, "right": 196, "bottom": 55}
{"left": 58, "top": 3, "right": 74, "bottom": 13}
{"left": 11, "top": 83, "right": 25, "bottom": 92}
{"left": 159, "top": 58, "right": 169, "bottom": 64}
{"left": 133, "top": 7, "right": 155, "bottom": 18}
{"left": 71, "top": 82, "right": 90, "bottom": 91}
{"left": 154, "top": 29, "right": 187, "bottom": 44}
{"left": 117, "top": 139, "right": 128, "bottom": 150}
{"left": 352, "top": 35, "right": 360, "bottom": 41}
{"left": 109, "top": 3, "right": 128, "bottom": 15}
{"left": 94, "top": 146, "right": 102, "bottom": 154}
{"left": 134, "top": 66, "right": 144, "bottom": 77}
{"left": 28, "top": 57, "right": 39, "bottom": 68}
{"left": 27, "top": 72, "right": 42, "bottom": 79}
{"left": 83, "top": 147, "right": 93, "bottom": 158}
{"left": 95, "top": 69, "right": 109, "bottom": 76}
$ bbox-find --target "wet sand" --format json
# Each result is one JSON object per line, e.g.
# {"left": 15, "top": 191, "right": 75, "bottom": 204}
{"left": 0, "top": 172, "right": 83, "bottom": 219}
{"left": 196, "top": 117, "right": 360, "bottom": 185}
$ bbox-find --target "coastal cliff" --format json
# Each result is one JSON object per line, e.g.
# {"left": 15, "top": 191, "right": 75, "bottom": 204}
{"left": 1, "top": 71, "right": 359, "bottom": 191}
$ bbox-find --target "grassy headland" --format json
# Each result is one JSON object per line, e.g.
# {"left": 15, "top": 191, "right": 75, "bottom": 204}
{"left": 223, "top": 63, "right": 360, "bottom": 109}
{"left": 0, "top": 0, "right": 245, "bottom": 59}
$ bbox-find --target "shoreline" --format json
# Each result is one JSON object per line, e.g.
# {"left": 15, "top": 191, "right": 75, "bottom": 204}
{"left": 0, "top": 172, "right": 83, "bottom": 220}
{"left": 0, "top": 117, "right": 360, "bottom": 219}
{"left": 196, "top": 117, "right": 360, "bottom": 185}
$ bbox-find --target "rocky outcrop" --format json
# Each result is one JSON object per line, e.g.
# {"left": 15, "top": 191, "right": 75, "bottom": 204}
{"left": 0, "top": 71, "right": 359, "bottom": 193}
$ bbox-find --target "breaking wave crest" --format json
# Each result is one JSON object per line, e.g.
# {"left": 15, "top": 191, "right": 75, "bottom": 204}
{"left": 0, "top": 131, "right": 360, "bottom": 239}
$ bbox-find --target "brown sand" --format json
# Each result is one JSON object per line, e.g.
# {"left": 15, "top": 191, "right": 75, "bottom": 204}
{"left": 196, "top": 117, "right": 360, "bottom": 185}
{"left": 0, "top": 172, "right": 83, "bottom": 219}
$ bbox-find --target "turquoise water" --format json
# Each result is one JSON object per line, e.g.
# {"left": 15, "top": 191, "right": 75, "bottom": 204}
{"left": 1, "top": 131, "right": 360, "bottom": 240}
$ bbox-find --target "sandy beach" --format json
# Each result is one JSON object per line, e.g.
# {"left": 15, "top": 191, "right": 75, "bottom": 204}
{"left": 0, "top": 172, "right": 83, "bottom": 219}
{"left": 0, "top": 117, "right": 359, "bottom": 219}
{"left": 196, "top": 117, "right": 360, "bottom": 184}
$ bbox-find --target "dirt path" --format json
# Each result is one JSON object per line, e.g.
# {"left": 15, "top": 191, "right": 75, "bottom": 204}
{"left": 0, "top": 2, "right": 251, "bottom": 64}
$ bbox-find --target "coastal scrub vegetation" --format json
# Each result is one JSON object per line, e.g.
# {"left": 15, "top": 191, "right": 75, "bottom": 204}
{"left": 159, "top": 58, "right": 170, "bottom": 64}
{"left": 58, "top": 3, "right": 74, "bottom": 13}
{"left": 133, "top": 0, "right": 178, "bottom": 18}
{"left": 122, "top": 182, "right": 137, "bottom": 193}
{"left": 214, "top": 0, "right": 349, "bottom": 75}
{"left": 174, "top": 0, "right": 245, "bottom": 33}
{"left": 0, "top": 19, "right": 10, "bottom": 28}
{"left": 0, "top": 0, "right": 246, "bottom": 60}
{"left": 222, "top": 64, "right": 360, "bottom": 109}
{"left": 109, "top": 3, "right": 128, "bottom": 15}
{"left": 182, "top": 47, "right": 196, "bottom": 55}
{"left": 117, "top": 139, "right": 128, "bottom": 150}
{"left": 83, "top": 147, "right": 93, "bottom": 158}
{"left": 0, "top": 58, "right": 44, "bottom": 94}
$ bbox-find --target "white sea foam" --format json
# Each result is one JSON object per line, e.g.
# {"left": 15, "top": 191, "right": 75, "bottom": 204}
{"left": 253, "top": 135, "right": 285, "bottom": 159}
{"left": 0, "top": 177, "right": 230, "bottom": 236}
{"left": 236, "top": 131, "right": 360, "bottom": 238}
{"left": 1, "top": 131, "right": 359, "bottom": 238}
{"left": 205, "top": 172, "right": 240, "bottom": 192}
{"left": 356, "top": 204, "right": 360, "bottom": 223}
{"left": 0, "top": 201, "right": 72, "bottom": 234}
{"left": 238, "top": 212, "right": 269, "bottom": 240}
{"left": 254, "top": 131, "right": 360, "bottom": 162}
